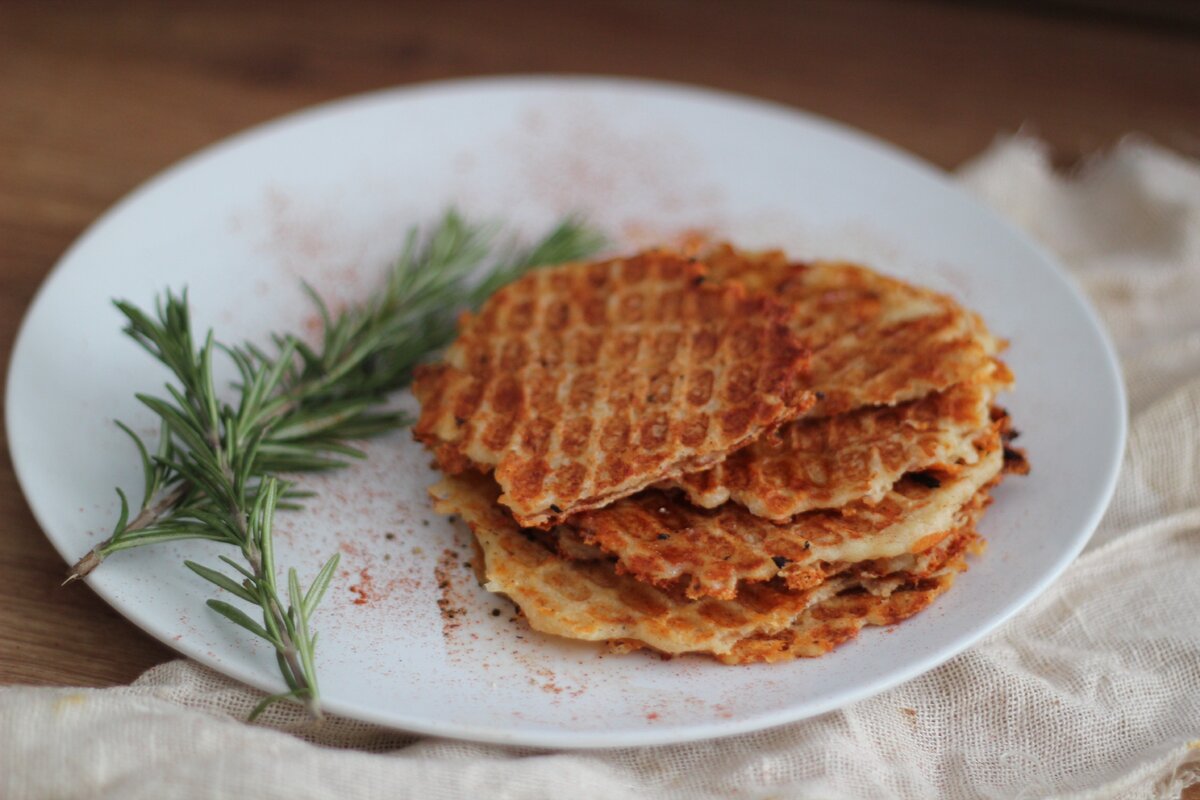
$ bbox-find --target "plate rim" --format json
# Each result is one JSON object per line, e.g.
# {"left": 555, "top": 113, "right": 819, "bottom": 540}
{"left": 5, "top": 73, "right": 1128, "bottom": 748}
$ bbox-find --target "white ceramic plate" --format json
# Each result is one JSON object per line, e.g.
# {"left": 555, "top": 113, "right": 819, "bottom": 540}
{"left": 6, "top": 76, "right": 1125, "bottom": 748}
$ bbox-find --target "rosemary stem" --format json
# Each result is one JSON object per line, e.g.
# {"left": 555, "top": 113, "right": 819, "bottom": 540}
{"left": 64, "top": 483, "right": 189, "bottom": 583}
{"left": 220, "top": 438, "right": 319, "bottom": 714}
{"left": 243, "top": 544, "right": 320, "bottom": 718}
{"left": 61, "top": 211, "right": 606, "bottom": 720}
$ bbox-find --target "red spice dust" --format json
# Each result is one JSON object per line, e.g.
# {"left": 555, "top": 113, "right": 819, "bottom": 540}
{"left": 435, "top": 548, "right": 469, "bottom": 639}
{"left": 348, "top": 568, "right": 374, "bottom": 606}
{"left": 645, "top": 712, "right": 660, "bottom": 722}
{"left": 500, "top": 99, "right": 733, "bottom": 258}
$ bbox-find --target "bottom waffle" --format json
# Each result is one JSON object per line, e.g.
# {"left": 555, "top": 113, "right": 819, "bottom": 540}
{"left": 715, "top": 569, "right": 963, "bottom": 664}
{"left": 430, "top": 472, "right": 986, "bottom": 663}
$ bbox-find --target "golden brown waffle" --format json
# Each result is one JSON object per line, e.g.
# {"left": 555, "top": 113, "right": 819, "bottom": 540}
{"left": 702, "top": 245, "right": 1002, "bottom": 416}
{"left": 553, "top": 507, "right": 984, "bottom": 598}
{"left": 568, "top": 432, "right": 1003, "bottom": 600}
{"left": 663, "top": 367, "right": 1010, "bottom": 520}
{"left": 430, "top": 472, "right": 847, "bottom": 657}
{"left": 852, "top": 523, "right": 983, "bottom": 598}
{"left": 715, "top": 567, "right": 964, "bottom": 664}
{"left": 413, "top": 250, "right": 814, "bottom": 529}
{"left": 431, "top": 471, "right": 979, "bottom": 662}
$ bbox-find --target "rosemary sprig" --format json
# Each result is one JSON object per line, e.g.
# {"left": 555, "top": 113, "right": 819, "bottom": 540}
{"left": 65, "top": 210, "right": 604, "bottom": 718}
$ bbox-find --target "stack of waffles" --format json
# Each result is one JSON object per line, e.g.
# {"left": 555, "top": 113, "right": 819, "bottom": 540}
{"left": 414, "top": 246, "right": 1026, "bottom": 664}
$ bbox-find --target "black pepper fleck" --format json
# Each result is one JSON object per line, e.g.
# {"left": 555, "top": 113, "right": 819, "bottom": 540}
{"left": 771, "top": 555, "right": 790, "bottom": 568}
{"left": 657, "top": 533, "right": 670, "bottom": 541}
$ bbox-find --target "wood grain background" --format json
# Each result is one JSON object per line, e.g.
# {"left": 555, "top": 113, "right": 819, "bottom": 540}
{"left": 1, "top": 1, "right": 1198, "bottom": 785}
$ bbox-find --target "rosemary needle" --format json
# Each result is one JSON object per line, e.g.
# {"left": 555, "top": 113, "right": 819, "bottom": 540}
{"left": 65, "top": 210, "right": 605, "bottom": 719}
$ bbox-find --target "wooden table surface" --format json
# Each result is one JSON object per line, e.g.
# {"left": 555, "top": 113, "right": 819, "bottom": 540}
{"left": 2, "top": 0, "right": 1198, "bottom": 758}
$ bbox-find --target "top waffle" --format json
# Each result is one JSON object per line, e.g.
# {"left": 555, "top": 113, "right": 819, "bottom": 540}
{"left": 702, "top": 245, "right": 1002, "bottom": 416}
{"left": 413, "top": 250, "right": 814, "bottom": 529}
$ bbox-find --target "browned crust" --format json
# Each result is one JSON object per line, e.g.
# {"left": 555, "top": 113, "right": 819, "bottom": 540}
{"left": 413, "top": 249, "right": 815, "bottom": 528}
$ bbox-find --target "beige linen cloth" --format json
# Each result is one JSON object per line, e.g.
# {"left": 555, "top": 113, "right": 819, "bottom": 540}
{"left": 3, "top": 136, "right": 1199, "bottom": 799}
